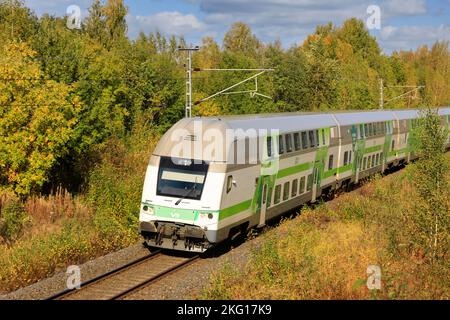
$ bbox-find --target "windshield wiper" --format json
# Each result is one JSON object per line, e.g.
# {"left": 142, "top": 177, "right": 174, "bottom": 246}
{"left": 175, "top": 182, "right": 197, "bottom": 205}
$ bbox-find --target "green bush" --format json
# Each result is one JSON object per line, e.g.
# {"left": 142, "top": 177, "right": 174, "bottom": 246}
{"left": 0, "top": 194, "right": 29, "bottom": 243}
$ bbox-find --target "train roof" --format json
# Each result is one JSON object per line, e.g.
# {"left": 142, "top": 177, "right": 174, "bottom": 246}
{"left": 195, "top": 107, "right": 450, "bottom": 132}
{"left": 153, "top": 107, "right": 450, "bottom": 160}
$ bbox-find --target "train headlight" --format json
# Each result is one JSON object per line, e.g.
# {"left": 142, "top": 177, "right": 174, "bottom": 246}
{"left": 140, "top": 206, "right": 155, "bottom": 222}
{"left": 198, "top": 212, "right": 214, "bottom": 222}
{"left": 142, "top": 205, "right": 154, "bottom": 215}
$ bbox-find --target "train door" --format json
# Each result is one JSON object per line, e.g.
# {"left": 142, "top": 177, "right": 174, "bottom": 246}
{"left": 355, "top": 152, "right": 362, "bottom": 183}
{"left": 258, "top": 181, "right": 268, "bottom": 227}
{"left": 311, "top": 160, "right": 323, "bottom": 202}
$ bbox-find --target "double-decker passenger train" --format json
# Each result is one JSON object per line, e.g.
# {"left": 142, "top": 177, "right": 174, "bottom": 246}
{"left": 139, "top": 108, "right": 450, "bottom": 252}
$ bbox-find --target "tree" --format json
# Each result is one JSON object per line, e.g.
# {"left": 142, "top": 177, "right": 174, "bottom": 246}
{"left": 337, "top": 18, "right": 380, "bottom": 66}
{"left": 223, "top": 22, "right": 261, "bottom": 58}
{"left": 0, "top": 0, "right": 37, "bottom": 42}
{"left": 0, "top": 42, "right": 79, "bottom": 196}
{"left": 84, "top": 0, "right": 128, "bottom": 49}
{"left": 84, "top": 0, "right": 107, "bottom": 45}
{"left": 103, "top": 0, "right": 128, "bottom": 46}
{"left": 411, "top": 108, "right": 449, "bottom": 262}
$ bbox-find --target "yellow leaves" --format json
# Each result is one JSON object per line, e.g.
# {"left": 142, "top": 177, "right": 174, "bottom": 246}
{"left": 336, "top": 40, "right": 354, "bottom": 63}
{"left": 0, "top": 41, "right": 76, "bottom": 196}
{"left": 192, "top": 93, "right": 221, "bottom": 117}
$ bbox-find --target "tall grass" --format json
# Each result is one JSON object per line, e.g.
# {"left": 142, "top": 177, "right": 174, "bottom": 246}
{"left": 0, "top": 124, "right": 159, "bottom": 293}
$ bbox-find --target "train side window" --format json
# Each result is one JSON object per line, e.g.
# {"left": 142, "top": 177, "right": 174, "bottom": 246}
{"left": 315, "top": 130, "right": 319, "bottom": 147}
{"left": 283, "top": 182, "right": 290, "bottom": 201}
{"left": 292, "top": 179, "right": 298, "bottom": 197}
{"left": 308, "top": 131, "right": 315, "bottom": 148}
{"left": 368, "top": 156, "right": 372, "bottom": 168}
{"left": 322, "top": 129, "right": 326, "bottom": 145}
{"left": 267, "top": 136, "right": 272, "bottom": 157}
{"left": 360, "top": 124, "right": 364, "bottom": 138}
{"left": 380, "top": 152, "right": 384, "bottom": 163}
{"left": 364, "top": 124, "right": 368, "bottom": 137}
{"left": 262, "top": 184, "right": 267, "bottom": 204}
{"left": 306, "top": 174, "right": 313, "bottom": 191}
{"left": 376, "top": 153, "right": 380, "bottom": 165}
{"left": 267, "top": 186, "right": 273, "bottom": 207}
{"left": 299, "top": 176, "right": 305, "bottom": 194}
{"left": 348, "top": 151, "right": 352, "bottom": 164}
{"left": 278, "top": 135, "right": 284, "bottom": 154}
{"left": 343, "top": 151, "right": 348, "bottom": 165}
{"left": 372, "top": 155, "right": 376, "bottom": 167}
{"left": 363, "top": 157, "right": 367, "bottom": 170}
{"left": 274, "top": 185, "right": 281, "bottom": 204}
{"left": 293, "top": 132, "right": 301, "bottom": 151}
{"left": 328, "top": 154, "right": 334, "bottom": 170}
{"left": 301, "top": 131, "right": 309, "bottom": 149}
{"left": 391, "top": 140, "right": 395, "bottom": 151}
{"left": 285, "top": 134, "right": 293, "bottom": 153}
{"left": 226, "top": 175, "right": 233, "bottom": 193}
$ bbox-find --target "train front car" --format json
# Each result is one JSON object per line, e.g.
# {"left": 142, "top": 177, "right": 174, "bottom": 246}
{"left": 138, "top": 118, "right": 229, "bottom": 253}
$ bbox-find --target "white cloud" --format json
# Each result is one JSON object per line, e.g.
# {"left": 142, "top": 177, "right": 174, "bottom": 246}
{"left": 24, "top": 0, "right": 92, "bottom": 16}
{"left": 383, "top": 0, "right": 427, "bottom": 16}
{"left": 378, "top": 24, "right": 450, "bottom": 52}
{"left": 129, "top": 11, "right": 205, "bottom": 37}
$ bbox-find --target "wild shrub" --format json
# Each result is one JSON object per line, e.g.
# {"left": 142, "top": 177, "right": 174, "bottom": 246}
{"left": 0, "top": 193, "right": 29, "bottom": 244}
{"left": 410, "top": 108, "right": 449, "bottom": 262}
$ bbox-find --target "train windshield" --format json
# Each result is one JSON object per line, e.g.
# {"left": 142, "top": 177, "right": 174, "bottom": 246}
{"left": 156, "top": 157, "right": 208, "bottom": 200}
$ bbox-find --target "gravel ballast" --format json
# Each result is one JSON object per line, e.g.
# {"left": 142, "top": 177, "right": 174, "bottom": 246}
{"left": 0, "top": 236, "right": 262, "bottom": 300}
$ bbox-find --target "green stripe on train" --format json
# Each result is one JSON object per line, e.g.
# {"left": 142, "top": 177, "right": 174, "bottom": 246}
{"left": 219, "top": 199, "right": 252, "bottom": 220}
{"left": 388, "top": 147, "right": 409, "bottom": 157}
{"left": 322, "top": 163, "right": 353, "bottom": 179}
{"left": 276, "top": 162, "right": 313, "bottom": 179}
{"left": 364, "top": 144, "right": 383, "bottom": 154}
{"left": 145, "top": 204, "right": 215, "bottom": 221}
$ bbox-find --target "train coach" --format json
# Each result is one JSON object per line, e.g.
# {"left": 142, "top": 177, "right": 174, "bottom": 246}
{"left": 139, "top": 108, "right": 450, "bottom": 252}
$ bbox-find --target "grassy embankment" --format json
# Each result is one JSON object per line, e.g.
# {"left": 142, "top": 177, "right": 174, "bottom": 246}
{"left": 202, "top": 156, "right": 450, "bottom": 300}
{"left": 0, "top": 127, "right": 159, "bottom": 293}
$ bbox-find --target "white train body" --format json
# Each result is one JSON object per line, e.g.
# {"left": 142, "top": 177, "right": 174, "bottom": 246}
{"left": 139, "top": 108, "right": 450, "bottom": 252}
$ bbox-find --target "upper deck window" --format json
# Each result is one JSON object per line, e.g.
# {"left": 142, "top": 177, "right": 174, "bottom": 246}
{"left": 309, "top": 130, "right": 315, "bottom": 148}
{"left": 293, "top": 132, "right": 301, "bottom": 151}
{"left": 285, "top": 134, "right": 293, "bottom": 153}
{"left": 278, "top": 135, "right": 284, "bottom": 154}
{"left": 301, "top": 131, "right": 309, "bottom": 149}
{"left": 267, "top": 136, "right": 272, "bottom": 157}
{"left": 156, "top": 157, "right": 208, "bottom": 200}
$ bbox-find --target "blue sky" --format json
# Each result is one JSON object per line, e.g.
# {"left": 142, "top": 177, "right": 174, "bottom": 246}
{"left": 24, "top": 0, "right": 450, "bottom": 53}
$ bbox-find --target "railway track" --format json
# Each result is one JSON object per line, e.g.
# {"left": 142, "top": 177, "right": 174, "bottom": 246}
{"left": 47, "top": 250, "right": 200, "bottom": 300}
